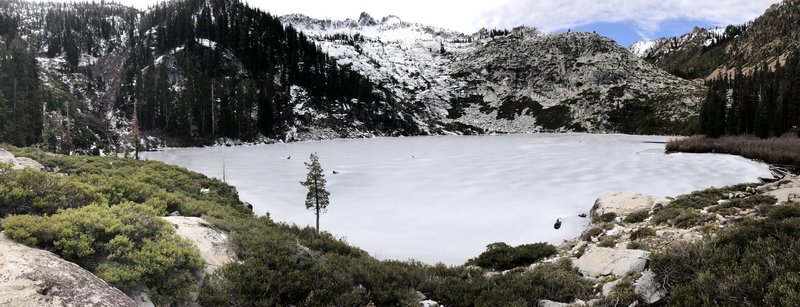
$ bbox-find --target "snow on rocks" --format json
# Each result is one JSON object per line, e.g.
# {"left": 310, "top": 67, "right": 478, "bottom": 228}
{"left": 0, "top": 233, "right": 135, "bottom": 307}
{"left": 573, "top": 247, "right": 650, "bottom": 277}
{"left": 591, "top": 192, "right": 656, "bottom": 219}
{"left": 0, "top": 149, "right": 45, "bottom": 171}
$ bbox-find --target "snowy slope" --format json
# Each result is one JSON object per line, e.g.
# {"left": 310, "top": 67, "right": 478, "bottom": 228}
{"left": 284, "top": 13, "right": 706, "bottom": 135}
{"left": 280, "top": 13, "right": 475, "bottom": 134}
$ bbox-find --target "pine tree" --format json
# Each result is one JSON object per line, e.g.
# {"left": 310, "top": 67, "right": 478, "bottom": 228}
{"left": 300, "top": 152, "right": 330, "bottom": 233}
{"left": 699, "top": 84, "right": 727, "bottom": 138}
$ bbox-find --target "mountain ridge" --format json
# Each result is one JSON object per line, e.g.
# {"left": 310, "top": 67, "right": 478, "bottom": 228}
{"left": 0, "top": 0, "right": 706, "bottom": 154}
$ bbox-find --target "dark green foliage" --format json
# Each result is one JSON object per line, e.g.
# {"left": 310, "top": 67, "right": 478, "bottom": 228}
{"left": 582, "top": 226, "right": 605, "bottom": 241}
{"left": 651, "top": 206, "right": 702, "bottom": 228}
{"left": 623, "top": 210, "right": 650, "bottom": 223}
{"left": 0, "top": 168, "right": 96, "bottom": 217}
{"left": 0, "top": 38, "right": 43, "bottom": 147}
{"left": 535, "top": 105, "right": 575, "bottom": 131}
{"left": 759, "top": 203, "right": 800, "bottom": 220}
{"left": 593, "top": 212, "right": 617, "bottom": 223}
{"left": 608, "top": 99, "right": 670, "bottom": 135}
{"left": 652, "top": 214, "right": 800, "bottom": 306}
{"left": 629, "top": 227, "right": 656, "bottom": 240}
{"left": 448, "top": 95, "right": 486, "bottom": 119}
{"left": 117, "top": 0, "right": 413, "bottom": 143}
{"left": 710, "top": 194, "right": 777, "bottom": 213}
{"left": 467, "top": 242, "right": 558, "bottom": 271}
{"left": 698, "top": 53, "right": 800, "bottom": 138}
{"left": 598, "top": 238, "right": 617, "bottom": 247}
{"left": 605, "top": 276, "right": 637, "bottom": 306}
{"left": 497, "top": 96, "right": 541, "bottom": 120}
{"left": 626, "top": 241, "right": 647, "bottom": 250}
{"left": 699, "top": 83, "right": 727, "bottom": 138}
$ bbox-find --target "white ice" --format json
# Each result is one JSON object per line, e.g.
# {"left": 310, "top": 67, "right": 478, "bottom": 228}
{"left": 142, "top": 134, "right": 773, "bottom": 265}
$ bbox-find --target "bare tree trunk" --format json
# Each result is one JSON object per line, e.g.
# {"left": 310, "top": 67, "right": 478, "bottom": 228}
{"left": 314, "top": 175, "right": 320, "bottom": 233}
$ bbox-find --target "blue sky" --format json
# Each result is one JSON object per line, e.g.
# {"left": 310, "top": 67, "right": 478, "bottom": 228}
{"left": 573, "top": 19, "right": 718, "bottom": 47}
{"left": 43, "top": 0, "right": 781, "bottom": 47}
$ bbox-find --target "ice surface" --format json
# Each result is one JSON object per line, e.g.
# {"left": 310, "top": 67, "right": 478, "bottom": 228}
{"left": 142, "top": 134, "right": 772, "bottom": 265}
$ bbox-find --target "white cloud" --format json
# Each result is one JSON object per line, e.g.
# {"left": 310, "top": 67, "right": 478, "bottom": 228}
{"left": 36, "top": 0, "right": 780, "bottom": 39}
{"left": 479, "top": 0, "right": 780, "bottom": 39}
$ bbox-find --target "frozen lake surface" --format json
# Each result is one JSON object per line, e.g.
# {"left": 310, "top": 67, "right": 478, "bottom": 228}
{"left": 142, "top": 134, "right": 772, "bottom": 265}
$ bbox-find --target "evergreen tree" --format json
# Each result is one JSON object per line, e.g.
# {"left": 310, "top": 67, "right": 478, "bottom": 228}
{"left": 300, "top": 152, "right": 330, "bottom": 233}
{"left": 699, "top": 84, "right": 727, "bottom": 138}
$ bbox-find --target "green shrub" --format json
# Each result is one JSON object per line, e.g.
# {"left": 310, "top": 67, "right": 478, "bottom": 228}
{"left": 761, "top": 203, "right": 800, "bottom": 220}
{"left": 626, "top": 241, "right": 647, "bottom": 250}
{"left": 4, "top": 202, "right": 203, "bottom": 304}
{"left": 0, "top": 169, "right": 97, "bottom": 217}
{"left": 582, "top": 226, "right": 605, "bottom": 241}
{"left": 630, "top": 227, "right": 657, "bottom": 240}
{"left": 623, "top": 210, "right": 650, "bottom": 223}
{"left": 468, "top": 242, "right": 557, "bottom": 271}
{"left": 606, "top": 276, "right": 637, "bottom": 306}
{"left": 652, "top": 206, "right": 702, "bottom": 228}
{"left": 598, "top": 238, "right": 616, "bottom": 248}
{"left": 593, "top": 212, "right": 617, "bottom": 223}
{"left": 652, "top": 216, "right": 800, "bottom": 306}
{"left": 711, "top": 194, "right": 778, "bottom": 213}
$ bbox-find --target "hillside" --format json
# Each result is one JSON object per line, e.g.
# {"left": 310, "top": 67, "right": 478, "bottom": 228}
{"left": 631, "top": 0, "right": 800, "bottom": 80}
{"left": 283, "top": 14, "right": 706, "bottom": 136}
{"left": 0, "top": 0, "right": 707, "bottom": 154}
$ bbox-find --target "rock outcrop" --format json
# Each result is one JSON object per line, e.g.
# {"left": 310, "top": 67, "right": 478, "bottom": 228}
{"left": 162, "top": 216, "right": 237, "bottom": 275}
{"left": 591, "top": 192, "right": 656, "bottom": 219}
{"left": 0, "top": 233, "right": 135, "bottom": 307}
{"left": 0, "top": 149, "right": 45, "bottom": 171}
{"left": 573, "top": 247, "right": 649, "bottom": 277}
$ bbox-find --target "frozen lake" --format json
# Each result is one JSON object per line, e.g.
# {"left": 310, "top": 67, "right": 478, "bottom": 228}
{"left": 142, "top": 134, "right": 772, "bottom": 265}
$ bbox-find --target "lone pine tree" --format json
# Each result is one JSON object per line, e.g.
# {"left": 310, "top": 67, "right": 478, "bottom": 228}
{"left": 301, "top": 152, "right": 330, "bottom": 233}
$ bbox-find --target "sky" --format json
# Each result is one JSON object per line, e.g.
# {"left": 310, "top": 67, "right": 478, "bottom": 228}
{"left": 39, "top": 0, "right": 781, "bottom": 47}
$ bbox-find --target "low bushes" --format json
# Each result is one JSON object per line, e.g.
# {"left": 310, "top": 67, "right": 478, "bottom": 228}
{"left": 651, "top": 213, "right": 800, "bottom": 305}
{"left": 666, "top": 135, "right": 800, "bottom": 168}
{"left": 467, "top": 242, "right": 558, "bottom": 271}
{"left": 623, "top": 210, "right": 649, "bottom": 223}
{"left": 4, "top": 202, "right": 203, "bottom": 303}
{"left": 629, "top": 227, "right": 656, "bottom": 240}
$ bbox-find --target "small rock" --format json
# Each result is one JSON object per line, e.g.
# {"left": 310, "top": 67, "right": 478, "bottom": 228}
{"left": 634, "top": 271, "right": 667, "bottom": 304}
{"left": 415, "top": 290, "right": 427, "bottom": 301}
{"left": 420, "top": 300, "right": 440, "bottom": 307}
{"left": 169, "top": 211, "right": 181, "bottom": 217}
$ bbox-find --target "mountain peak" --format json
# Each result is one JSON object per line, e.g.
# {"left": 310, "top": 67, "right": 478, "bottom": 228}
{"left": 358, "top": 12, "right": 377, "bottom": 26}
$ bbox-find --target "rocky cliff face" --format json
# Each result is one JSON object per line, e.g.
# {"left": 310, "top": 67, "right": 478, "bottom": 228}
{"left": 283, "top": 15, "right": 706, "bottom": 135}
{"left": 0, "top": 233, "right": 136, "bottom": 307}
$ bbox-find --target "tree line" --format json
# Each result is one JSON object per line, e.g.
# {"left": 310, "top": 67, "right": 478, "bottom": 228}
{"left": 698, "top": 52, "right": 800, "bottom": 138}
{"left": 118, "top": 0, "right": 414, "bottom": 144}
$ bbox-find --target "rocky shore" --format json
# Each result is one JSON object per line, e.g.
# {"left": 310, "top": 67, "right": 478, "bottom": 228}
{"left": 536, "top": 176, "right": 800, "bottom": 306}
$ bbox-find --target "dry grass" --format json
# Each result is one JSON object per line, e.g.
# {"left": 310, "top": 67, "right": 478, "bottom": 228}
{"left": 666, "top": 135, "right": 800, "bottom": 168}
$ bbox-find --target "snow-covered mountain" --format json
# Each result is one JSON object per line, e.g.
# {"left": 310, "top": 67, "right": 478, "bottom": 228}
{"left": 283, "top": 13, "right": 705, "bottom": 135}
{"left": 0, "top": 0, "right": 709, "bottom": 154}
